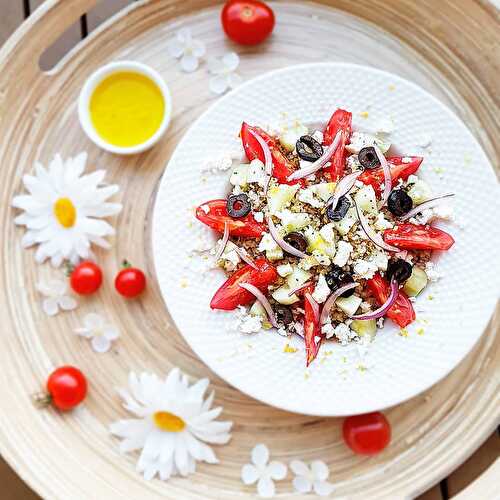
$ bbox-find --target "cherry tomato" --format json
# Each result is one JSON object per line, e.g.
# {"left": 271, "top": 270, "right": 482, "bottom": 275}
{"left": 359, "top": 156, "right": 423, "bottom": 196}
{"left": 221, "top": 0, "right": 275, "bottom": 46}
{"left": 367, "top": 273, "right": 415, "bottom": 328}
{"left": 70, "top": 261, "right": 103, "bottom": 295}
{"left": 46, "top": 366, "right": 88, "bottom": 411}
{"left": 196, "top": 199, "right": 267, "bottom": 238}
{"left": 115, "top": 263, "right": 147, "bottom": 298}
{"left": 210, "top": 258, "right": 278, "bottom": 310}
{"left": 241, "top": 122, "right": 304, "bottom": 186}
{"left": 323, "top": 109, "right": 352, "bottom": 180}
{"left": 304, "top": 287, "right": 321, "bottom": 366}
{"left": 384, "top": 223, "right": 455, "bottom": 251}
{"left": 343, "top": 412, "right": 391, "bottom": 455}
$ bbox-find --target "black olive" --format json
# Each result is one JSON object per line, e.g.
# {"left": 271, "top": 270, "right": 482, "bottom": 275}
{"left": 296, "top": 135, "right": 324, "bottom": 162}
{"left": 325, "top": 265, "right": 355, "bottom": 297}
{"left": 387, "top": 189, "right": 413, "bottom": 216}
{"left": 226, "top": 194, "right": 251, "bottom": 218}
{"left": 283, "top": 232, "right": 308, "bottom": 253}
{"left": 358, "top": 146, "right": 380, "bottom": 170}
{"left": 274, "top": 306, "right": 294, "bottom": 326}
{"left": 326, "top": 196, "right": 350, "bottom": 221}
{"left": 386, "top": 258, "right": 412, "bottom": 284}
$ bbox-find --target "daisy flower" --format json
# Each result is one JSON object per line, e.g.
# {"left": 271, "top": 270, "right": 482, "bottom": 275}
{"left": 241, "top": 444, "right": 287, "bottom": 498}
{"left": 74, "top": 313, "right": 119, "bottom": 353}
{"left": 110, "top": 368, "right": 232, "bottom": 481}
{"left": 12, "top": 152, "right": 122, "bottom": 268}
{"left": 290, "top": 459, "right": 335, "bottom": 496}
{"left": 208, "top": 52, "right": 243, "bottom": 95}
{"left": 168, "top": 28, "right": 206, "bottom": 73}
{"left": 36, "top": 279, "right": 77, "bottom": 316}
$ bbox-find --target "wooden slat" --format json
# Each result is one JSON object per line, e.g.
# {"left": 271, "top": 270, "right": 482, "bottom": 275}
{"left": 0, "top": 455, "right": 40, "bottom": 500}
{"left": 86, "top": 0, "right": 134, "bottom": 31}
{"left": 416, "top": 484, "right": 444, "bottom": 500}
{"left": 0, "top": 0, "right": 25, "bottom": 46}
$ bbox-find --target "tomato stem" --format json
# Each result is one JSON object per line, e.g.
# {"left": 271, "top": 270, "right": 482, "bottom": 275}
{"left": 122, "top": 259, "right": 132, "bottom": 269}
{"left": 32, "top": 391, "right": 52, "bottom": 409}
{"left": 63, "top": 261, "right": 75, "bottom": 277}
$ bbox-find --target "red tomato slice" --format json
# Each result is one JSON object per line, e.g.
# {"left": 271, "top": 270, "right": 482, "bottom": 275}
{"left": 367, "top": 273, "right": 415, "bottom": 328}
{"left": 210, "top": 258, "right": 278, "bottom": 310}
{"left": 343, "top": 412, "right": 391, "bottom": 455}
{"left": 359, "top": 156, "right": 423, "bottom": 196}
{"left": 383, "top": 223, "right": 455, "bottom": 251}
{"left": 304, "top": 288, "right": 321, "bottom": 366}
{"left": 196, "top": 199, "right": 266, "bottom": 238}
{"left": 323, "top": 109, "right": 352, "bottom": 180}
{"left": 240, "top": 122, "right": 303, "bottom": 186}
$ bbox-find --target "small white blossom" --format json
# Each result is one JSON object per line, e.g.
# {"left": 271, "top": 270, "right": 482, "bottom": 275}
{"left": 290, "top": 460, "right": 335, "bottom": 496}
{"left": 36, "top": 279, "right": 77, "bottom": 316}
{"left": 241, "top": 444, "right": 287, "bottom": 498}
{"left": 168, "top": 28, "right": 206, "bottom": 73}
{"left": 208, "top": 52, "right": 243, "bottom": 95}
{"left": 74, "top": 313, "right": 120, "bottom": 353}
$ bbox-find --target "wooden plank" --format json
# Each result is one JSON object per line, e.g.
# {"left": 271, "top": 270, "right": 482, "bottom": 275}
{"left": 447, "top": 432, "right": 500, "bottom": 496}
{"left": 86, "top": 0, "right": 134, "bottom": 31}
{"left": 416, "top": 484, "right": 443, "bottom": 500}
{"left": 0, "top": 455, "right": 40, "bottom": 500}
{"left": 454, "top": 459, "right": 500, "bottom": 500}
{"left": 0, "top": 0, "right": 25, "bottom": 46}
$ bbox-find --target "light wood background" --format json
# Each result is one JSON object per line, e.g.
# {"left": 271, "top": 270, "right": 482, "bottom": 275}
{"left": 0, "top": 1, "right": 498, "bottom": 499}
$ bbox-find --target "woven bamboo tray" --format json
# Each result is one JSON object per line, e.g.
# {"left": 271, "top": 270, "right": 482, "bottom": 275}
{"left": 0, "top": 1, "right": 498, "bottom": 499}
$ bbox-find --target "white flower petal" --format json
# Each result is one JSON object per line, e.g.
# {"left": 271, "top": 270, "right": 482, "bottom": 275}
{"left": 228, "top": 72, "right": 243, "bottom": 89}
{"left": 311, "top": 460, "right": 330, "bottom": 481}
{"left": 174, "top": 436, "right": 189, "bottom": 476}
{"left": 58, "top": 295, "right": 77, "bottom": 311}
{"left": 84, "top": 312, "right": 104, "bottom": 330}
{"left": 168, "top": 37, "right": 185, "bottom": 58}
{"left": 74, "top": 327, "right": 92, "bottom": 338}
{"left": 91, "top": 335, "right": 112, "bottom": 353}
{"left": 252, "top": 444, "right": 269, "bottom": 467}
{"left": 207, "top": 56, "right": 225, "bottom": 74}
{"left": 293, "top": 475, "right": 313, "bottom": 494}
{"left": 42, "top": 298, "right": 59, "bottom": 316}
{"left": 159, "top": 433, "right": 175, "bottom": 464}
{"left": 191, "top": 39, "right": 206, "bottom": 58}
{"left": 209, "top": 74, "right": 230, "bottom": 95}
{"left": 267, "top": 461, "right": 287, "bottom": 480}
{"left": 222, "top": 52, "right": 240, "bottom": 72}
{"left": 290, "top": 459, "right": 309, "bottom": 477}
{"left": 313, "top": 480, "right": 336, "bottom": 496}
{"left": 103, "top": 325, "right": 120, "bottom": 341}
{"left": 257, "top": 476, "right": 275, "bottom": 498}
{"left": 241, "top": 464, "right": 259, "bottom": 485}
{"left": 180, "top": 54, "right": 199, "bottom": 73}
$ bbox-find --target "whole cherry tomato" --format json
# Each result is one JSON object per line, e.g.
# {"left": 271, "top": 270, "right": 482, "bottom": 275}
{"left": 46, "top": 366, "right": 88, "bottom": 411}
{"left": 383, "top": 223, "right": 455, "bottom": 251}
{"left": 70, "top": 261, "right": 103, "bottom": 295}
{"left": 343, "top": 412, "right": 391, "bottom": 455}
{"left": 115, "top": 261, "right": 147, "bottom": 298}
{"left": 221, "top": 0, "right": 275, "bottom": 46}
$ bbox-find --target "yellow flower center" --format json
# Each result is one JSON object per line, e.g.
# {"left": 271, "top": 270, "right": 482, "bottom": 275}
{"left": 153, "top": 411, "right": 186, "bottom": 432}
{"left": 53, "top": 197, "right": 77, "bottom": 228}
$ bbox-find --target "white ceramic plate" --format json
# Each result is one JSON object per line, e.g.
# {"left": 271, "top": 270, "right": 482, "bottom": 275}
{"left": 152, "top": 63, "right": 500, "bottom": 416}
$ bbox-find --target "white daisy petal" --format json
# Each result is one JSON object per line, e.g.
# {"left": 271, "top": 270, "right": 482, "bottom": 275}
{"left": 257, "top": 476, "right": 275, "bottom": 498}
{"left": 241, "top": 464, "right": 260, "bottom": 485}
{"left": 74, "top": 327, "right": 92, "bottom": 338}
{"left": 58, "top": 295, "right": 77, "bottom": 311}
{"left": 228, "top": 72, "right": 243, "bottom": 89}
{"left": 159, "top": 433, "right": 175, "bottom": 464}
{"left": 84, "top": 312, "right": 103, "bottom": 329}
{"left": 207, "top": 56, "right": 225, "bottom": 74}
{"left": 201, "top": 390, "right": 214, "bottom": 412}
{"left": 290, "top": 459, "right": 309, "bottom": 477}
{"left": 252, "top": 444, "right": 269, "bottom": 467}
{"left": 180, "top": 54, "right": 199, "bottom": 73}
{"left": 103, "top": 326, "right": 120, "bottom": 341}
{"left": 187, "top": 377, "right": 209, "bottom": 401}
{"left": 168, "top": 38, "right": 185, "bottom": 58}
{"left": 313, "top": 480, "right": 336, "bottom": 497}
{"left": 42, "top": 298, "right": 59, "bottom": 316}
{"left": 222, "top": 52, "right": 240, "bottom": 72}
{"left": 311, "top": 460, "right": 330, "bottom": 481}
{"left": 21, "top": 231, "right": 37, "bottom": 248}
{"left": 209, "top": 75, "right": 230, "bottom": 95}
{"left": 191, "top": 39, "right": 206, "bottom": 58}
{"left": 267, "top": 461, "right": 287, "bottom": 481}
{"left": 174, "top": 437, "right": 189, "bottom": 476}
{"left": 293, "top": 475, "right": 313, "bottom": 494}
{"left": 91, "top": 335, "right": 112, "bottom": 353}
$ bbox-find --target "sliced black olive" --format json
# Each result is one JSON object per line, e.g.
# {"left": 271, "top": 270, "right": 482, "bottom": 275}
{"left": 386, "top": 258, "right": 412, "bottom": 284}
{"left": 326, "top": 196, "right": 350, "bottom": 221}
{"left": 274, "top": 305, "right": 294, "bottom": 326}
{"left": 283, "top": 232, "right": 308, "bottom": 253}
{"left": 296, "top": 135, "right": 324, "bottom": 162}
{"left": 226, "top": 194, "right": 251, "bottom": 218}
{"left": 358, "top": 146, "right": 380, "bottom": 170}
{"left": 387, "top": 189, "right": 413, "bottom": 216}
{"left": 325, "top": 265, "right": 355, "bottom": 297}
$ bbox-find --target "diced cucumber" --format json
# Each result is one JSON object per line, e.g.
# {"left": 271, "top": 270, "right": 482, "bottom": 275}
{"left": 407, "top": 179, "right": 432, "bottom": 204}
{"left": 272, "top": 286, "right": 300, "bottom": 305}
{"left": 336, "top": 294, "right": 362, "bottom": 316}
{"left": 250, "top": 301, "right": 267, "bottom": 317}
{"left": 333, "top": 207, "right": 358, "bottom": 235}
{"left": 279, "top": 123, "right": 308, "bottom": 152}
{"left": 354, "top": 185, "right": 378, "bottom": 215}
{"left": 286, "top": 266, "right": 312, "bottom": 289}
{"left": 314, "top": 182, "right": 337, "bottom": 202}
{"left": 403, "top": 267, "right": 428, "bottom": 297}
{"left": 304, "top": 227, "right": 328, "bottom": 255}
{"left": 229, "top": 164, "right": 248, "bottom": 187}
{"left": 351, "top": 319, "right": 377, "bottom": 337}
{"left": 277, "top": 210, "right": 311, "bottom": 232}
{"left": 267, "top": 184, "right": 299, "bottom": 214}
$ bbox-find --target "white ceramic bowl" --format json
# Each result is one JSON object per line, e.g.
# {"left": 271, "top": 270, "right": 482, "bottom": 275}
{"left": 152, "top": 63, "right": 500, "bottom": 416}
{"left": 78, "top": 61, "right": 172, "bottom": 155}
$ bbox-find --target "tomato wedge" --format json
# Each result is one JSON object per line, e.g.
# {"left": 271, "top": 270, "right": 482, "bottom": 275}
{"left": 196, "top": 199, "right": 266, "bottom": 238}
{"left": 383, "top": 223, "right": 455, "bottom": 251}
{"left": 367, "top": 274, "right": 415, "bottom": 328}
{"left": 210, "top": 258, "right": 278, "bottom": 310}
{"left": 304, "top": 288, "right": 322, "bottom": 366}
{"left": 323, "top": 109, "right": 352, "bottom": 181}
{"left": 359, "top": 156, "right": 423, "bottom": 196}
{"left": 240, "top": 122, "right": 303, "bottom": 185}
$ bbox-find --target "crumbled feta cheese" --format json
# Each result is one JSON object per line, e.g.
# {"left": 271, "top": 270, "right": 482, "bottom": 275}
{"left": 298, "top": 255, "right": 320, "bottom": 270}
{"left": 277, "top": 327, "right": 288, "bottom": 337}
{"left": 376, "top": 317, "right": 385, "bottom": 329}
{"left": 319, "top": 223, "right": 336, "bottom": 244}
{"left": 253, "top": 211, "right": 264, "bottom": 223}
{"left": 279, "top": 120, "right": 308, "bottom": 151}
{"left": 247, "top": 159, "right": 266, "bottom": 186}
{"left": 277, "top": 263, "right": 293, "bottom": 277}
{"left": 247, "top": 189, "right": 262, "bottom": 206}
{"left": 202, "top": 154, "right": 233, "bottom": 173}
{"left": 360, "top": 301, "right": 372, "bottom": 312}
{"left": 353, "top": 259, "right": 378, "bottom": 279}
{"left": 238, "top": 311, "right": 263, "bottom": 333}
{"left": 214, "top": 241, "right": 240, "bottom": 270}
{"left": 258, "top": 232, "right": 283, "bottom": 261}
{"left": 432, "top": 204, "right": 454, "bottom": 221}
{"left": 275, "top": 209, "right": 311, "bottom": 232}
{"left": 321, "top": 323, "right": 336, "bottom": 339}
{"left": 374, "top": 213, "right": 394, "bottom": 230}
{"left": 312, "top": 250, "right": 331, "bottom": 266}
{"left": 369, "top": 249, "right": 389, "bottom": 271}
{"left": 425, "top": 261, "right": 442, "bottom": 282}
{"left": 346, "top": 132, "right": 390, "bottom": 154}
{"left": 333, "top": 241, "right": 353, "bottom": 267}
{"left": 312, "top": 275, "right": 330, "bottom": 304}
{"left": 410, "top": 208, "right": 434, "bottom": 225}
{"left": 294, "top": 321, "right": 305, "bottom": 337}
{"left": 347, "top": 155, "right": 363, "bottom": 171}
{"left": 416, "top": 133, "right": 432, "bottom": 148}
{"left": 311, "top": 130, "right": 324, "bottom": 143}
{"left": 376, "top": 116, "right": 395, "bottom": 134}
{"left": 298, "top": 186, "right": 323, "bottom": 208}
{"left": 229, "top": 164, "right": 248, "bottom": 187}
{"left": 332, "top": 323, "right": 357, "bottom": 345}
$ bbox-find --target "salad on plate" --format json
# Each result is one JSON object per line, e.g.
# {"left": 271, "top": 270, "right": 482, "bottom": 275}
{"left": 195, "top": 108, "right": 455, "bottom": 366}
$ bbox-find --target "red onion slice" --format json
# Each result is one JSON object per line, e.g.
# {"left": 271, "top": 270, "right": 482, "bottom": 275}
{"left": 375, "top": 145, "right": 392, "bottom": 209}
{"left": 287, "top": 130, "right": 342, "bottom": 181}
{"left": 248, "top": 128, "right": 273, "bottom": 193}
{"left": 304, "top": 292, "right": 320, "bottom": 323}
{"left": 213, "top": 221, "right": 230, "bottom": 261}
{"left": 288, "top": 280, "right": 313, "bottom": 297}
{"left": 400, "top": 193, "right": 455, "bottom": 221}
{"left": 319, "top": 282, "right": 358, "bottom": 325}
{"left": 354, "top": 199, "right": 399, "bottom": 252}
{"left": 351, "top": 279, "right": 398, "bottom": 320}
{"left": 234, "top": 246, "right": 258, "bottom": 270}
{"left": 267, "top": 216, "right": 308, "bottom": 259}
{"left": 325, "top": 170, "right": 363, "bottom": 209}
{"left": 239, "top": 282, "right": 278, "bottom": 328}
